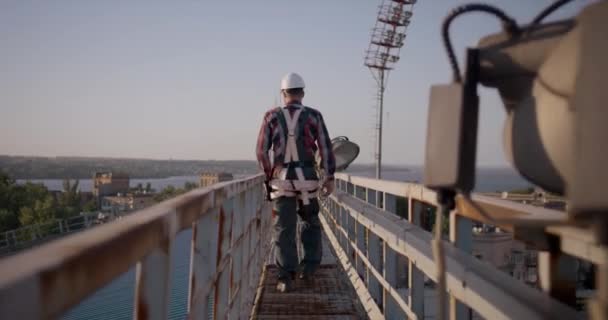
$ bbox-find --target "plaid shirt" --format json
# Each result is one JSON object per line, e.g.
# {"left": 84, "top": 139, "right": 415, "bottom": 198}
{"left": 256, "top": 103, "right": 335, "bottom": 180}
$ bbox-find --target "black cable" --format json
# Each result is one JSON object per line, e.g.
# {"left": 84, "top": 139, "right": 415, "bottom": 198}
{"left": 442, "top": 4, "right": 520, "bottom": 82}
{"left": 530, "top": 0, "right": 575, "bottom": 26}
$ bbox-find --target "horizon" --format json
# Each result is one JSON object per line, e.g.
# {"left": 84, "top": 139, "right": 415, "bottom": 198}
{"left": 0, "top": 153, "right": 518, "bottom": 169}
{"left": 0, "top": 1, "right": 586, "bottom": 166}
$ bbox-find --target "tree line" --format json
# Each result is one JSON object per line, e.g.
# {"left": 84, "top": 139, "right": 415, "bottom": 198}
{"left": 0, "top": 155, "right": 258, "bottom": 179}
{"left": 0, "top": 170, "right": 95, "bottom": 233}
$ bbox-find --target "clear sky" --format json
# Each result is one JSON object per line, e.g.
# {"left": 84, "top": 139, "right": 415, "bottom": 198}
{"left": 0, "top": 0, "right": 587, "bottom": 166}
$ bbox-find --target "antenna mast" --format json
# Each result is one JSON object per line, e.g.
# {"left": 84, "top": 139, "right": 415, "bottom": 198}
{"left": 365, "top": 0, "right": 416, "bottom": 179}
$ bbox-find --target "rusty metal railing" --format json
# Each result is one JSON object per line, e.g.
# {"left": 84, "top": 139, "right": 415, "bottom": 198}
{"left": 319, "top": 173, "right": 606, "bottom": 319}
{"left": 0, "top": 174, "right": 271, "bottom": 319}
{"left": 0, "top": 212, "right": 101, "bottom": 256}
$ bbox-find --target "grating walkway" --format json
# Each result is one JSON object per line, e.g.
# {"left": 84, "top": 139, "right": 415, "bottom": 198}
{"left": 250, "top": 230, "right": 367, "bottom": 320}
{"left": 250, "top": 265, "right": 364, "bottom": 320}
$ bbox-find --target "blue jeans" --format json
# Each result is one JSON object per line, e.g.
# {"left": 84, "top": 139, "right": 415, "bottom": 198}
{"left": 273, "top": 197, "right": 322, "bottom": 279}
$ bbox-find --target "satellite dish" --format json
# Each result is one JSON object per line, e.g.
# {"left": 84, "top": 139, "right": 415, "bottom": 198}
{"left": 315, "top": 136, "right": 359, "bottom": 182}
{"left": 331, "top": 136, "right": 360, "bottom": 172}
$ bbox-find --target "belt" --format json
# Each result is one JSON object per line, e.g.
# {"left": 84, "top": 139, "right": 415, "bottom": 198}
{"left": 284, "top": 160, "right": 316, "bottom": 168}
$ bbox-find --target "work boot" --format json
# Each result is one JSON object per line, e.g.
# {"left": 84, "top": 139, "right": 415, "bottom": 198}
{"left": 276, "top": 277, "right": 293, "bottom": 293}
{"left": 298, "top": 269, "right": 315, "bottom": 283}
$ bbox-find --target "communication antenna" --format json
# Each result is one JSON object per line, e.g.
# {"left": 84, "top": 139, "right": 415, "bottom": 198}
{"left": 365, "top": 0, "right": 416, "bottom": 178}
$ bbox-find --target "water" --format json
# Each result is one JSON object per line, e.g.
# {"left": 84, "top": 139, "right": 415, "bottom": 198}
{"left": 43, "top": 168, "right": 531, "bottom": 319}
{"left": 18, "top": 168, "right": 528, "bottom": 194}
{"left": 17, "top": 176, "right": 202, "bottom": 193}
{"left": 62, "top": 229, "right": 192, "bottom": 320}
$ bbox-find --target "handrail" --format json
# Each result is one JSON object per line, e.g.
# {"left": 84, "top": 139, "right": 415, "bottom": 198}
{"left": 330, "top": 172, "right": 605, "bottom": 319}
{"left": 335, "top": 172, "right": 603, "bottom": 263}
{"left": 320, "top": 191, "right": 579, "bottom": 319}
{"left": 0, "top": 211, "right": 101, "bottom": 254}
{"left": 0, "top": 173, "right": 270, "bottom": 319}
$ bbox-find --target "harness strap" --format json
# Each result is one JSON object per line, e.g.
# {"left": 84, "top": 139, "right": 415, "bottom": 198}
{"left": 270, "top": 179, "right": 319, "bottom": 190}
{"left": 270, "top": 189, "right": 318, "bottom": 200}
{"left": 275, "top": 106, "right": 315, "bottom": 204}
{"left": 282, "top": 107, "right": 303, "bottom": 164}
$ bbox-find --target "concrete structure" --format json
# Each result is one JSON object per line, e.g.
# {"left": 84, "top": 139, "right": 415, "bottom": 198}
{"left": 199, "top": 172, "right": 233, "bottom": 188}
{"left": 92, "top": 172, "right": 129, "bottom": 199}
{"left": 100, "top": 194, "right": 155, "bottom": 214}
{"left": 472, "top": 229, "right": 538, "bottom": 285}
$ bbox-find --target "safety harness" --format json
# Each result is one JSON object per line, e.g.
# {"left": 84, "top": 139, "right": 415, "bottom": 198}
{"left": 269, "top": 106, "right": 320, "bottom": 205}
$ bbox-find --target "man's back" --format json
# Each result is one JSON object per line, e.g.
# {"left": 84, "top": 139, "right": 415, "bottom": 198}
{"left": 256, "top": 103, "right": 335, "bottom": 181}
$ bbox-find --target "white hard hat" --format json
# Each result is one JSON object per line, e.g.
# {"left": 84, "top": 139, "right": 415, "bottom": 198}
{"left": 280, "top": 72, "right": 305, "bottom": 90}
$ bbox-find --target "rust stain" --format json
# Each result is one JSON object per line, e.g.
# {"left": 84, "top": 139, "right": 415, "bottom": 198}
{"left": 136, "top": 297, "right": 149, "bottom": 320}
{"left": 13, "top": 175, "right": 266, "bottom": 319}
{"left": 189, "top": 273, "right": 196, "bottom": 308}
{"left": 216, "top": 206, "right": 225, "bottom": 269}
{"left": 227, "top": 207, "right": 234, "bottom": 249}
{"left": 227, "top": 205, "right": 235, "bottom": 293}
{"left": 215, "top": 188, "right": 228, "bottom": 208}
{"left": 159, "top": 237, "right": 171, "bottom": 255}
{"left": 191, "top": 223, "right": 198, "bottom": 244}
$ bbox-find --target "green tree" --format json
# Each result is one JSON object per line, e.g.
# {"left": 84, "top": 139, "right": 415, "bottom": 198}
{"left": 136, "top": 183, "right": 143, "bottom": 192}
{"left": 0, "top": 209, "right": 19, "bottom": 232}
{"left": 57, "top": 179, "right": 81, "bottom": 219}
{"left": 145, "top": 182, "right": 152, "bottom": 193}
{"left": 18, "top": 195, "right": 56, "bottom": 226}
{"left": 82, "top": 200, "right": 97, "bottom": 212}
{"left": 153, "top": 185, "right": 187, "bottom": 202}
{"left": 0, "top": 170, "right": 56, "bottom": 232}
{"left": 0, "top": 172, "right": 20, "bottom": 231}
{"left": 184, "top": 182, "right": 198, "bottom": 191}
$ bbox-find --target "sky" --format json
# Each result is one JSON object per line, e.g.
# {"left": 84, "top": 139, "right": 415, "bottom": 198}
{"left": 0, "top": 0, "right": 588, "bottom": 166}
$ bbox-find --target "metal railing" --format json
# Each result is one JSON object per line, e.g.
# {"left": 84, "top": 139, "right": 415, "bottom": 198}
{"left": 0, "top": 174, "right": 271, "bottom": 319}
{"left": 0, "top": 212, "right": 101, "bottom": 255}
{"left": 319, "top": 172, "right": 606, "bottom": 319}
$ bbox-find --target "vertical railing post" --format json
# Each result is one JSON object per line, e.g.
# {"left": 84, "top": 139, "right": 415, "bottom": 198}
{"left": 133, "top": 226, "right": 175, "bottom": 320}
{"left": 215, "top": 197, "right": 234, "bottom": 320}
{"left": 366, "top": 188, "right": 377, "bottom": 207}
{"left": 538, "top": 240, "right": 577, "bottom": 307}
{"left": 356, "top": 222, "right": 366, "bottom": 281}
{"left": 383, "top": 242, "right": 400, "bottom": 318}
{"left": 188, "top": 205, "right": 219, "bottom": 320}
{"left": 408, "top": 198, "right": 424, "bottom": 319}
{"left": 367, "top": 230, "right": 383, "bottom": 306}
{"left": 384, "top": 193, "right": 397, "bottom": 215}
{"left": 591, "top": 261, "right": 608, "bottom": 320}
{"left": 449, "top": 212, "right": 473, "bottom": 320}
{"left": 9, "top": 231, "right": 16, "bottom": 247}
{"left": 30, "top": 225, "right": 36, "bottom": 241}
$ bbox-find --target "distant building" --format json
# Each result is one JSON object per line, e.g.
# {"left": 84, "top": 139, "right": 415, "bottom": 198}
{"left": 200, "top": 172, "right": 233, "bottom": 188}
{"left": 101, "top": 194, "right": 155, "bottom": 214}
{"left": 472, "top": 228, "right": 538, "bottom": 286}
{"left": 101, "top": 196, "right": 130, "bottom": 213}
{"left": 93, "top": 172, "right": 130, "bottom": 199}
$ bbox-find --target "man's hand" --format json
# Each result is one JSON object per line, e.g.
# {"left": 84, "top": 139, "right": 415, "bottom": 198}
{"left": 263, "top": 179, "right": 273, "bottom": 201}
{"left": 321, "top": 177, "right": 335, "bottom": 197}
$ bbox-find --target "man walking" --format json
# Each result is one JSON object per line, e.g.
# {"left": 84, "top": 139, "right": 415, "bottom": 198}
{"left": 256, "top": 72, "right": 336, "bottom": 292}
